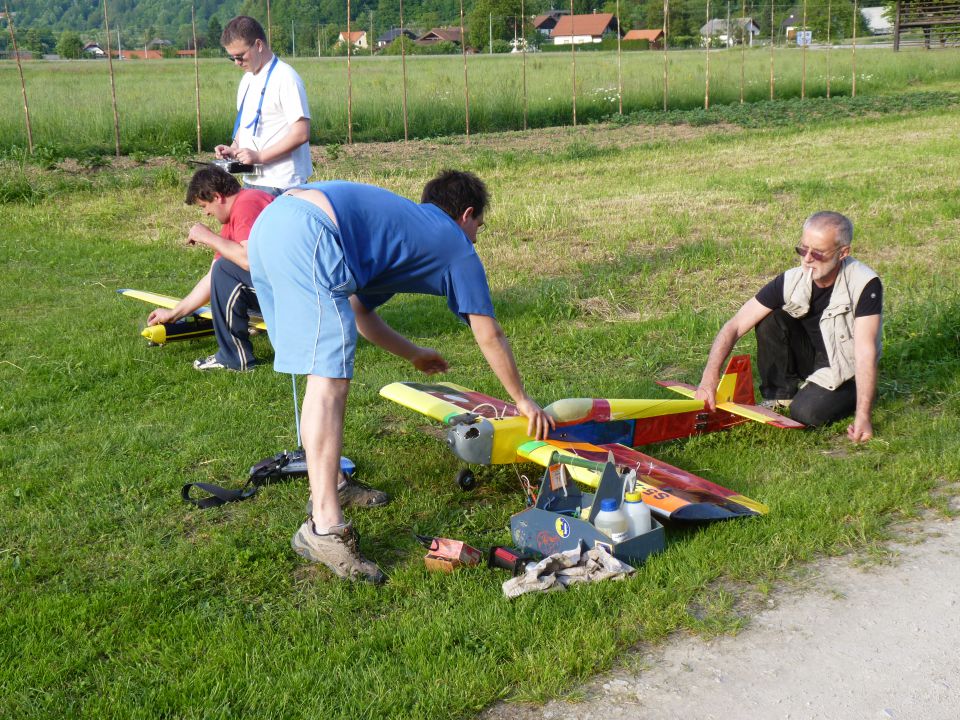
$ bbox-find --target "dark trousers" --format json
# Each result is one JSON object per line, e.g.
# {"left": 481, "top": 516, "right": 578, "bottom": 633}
{"left": 210, "top": 258, "right": 260, "bottom": 371}
{"left": 755, "top": 309, "right": 857, "bottom": 427}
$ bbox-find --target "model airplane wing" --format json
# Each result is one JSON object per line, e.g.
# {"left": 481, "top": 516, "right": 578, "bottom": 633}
{"left": 380, "top": 381, "right": 520, "bottom": 424}
{"left": 517, "top": 439, "right": 768, "bottom": 521}
{"left": 118, "top": 288, "right": 267, "bottom": 345}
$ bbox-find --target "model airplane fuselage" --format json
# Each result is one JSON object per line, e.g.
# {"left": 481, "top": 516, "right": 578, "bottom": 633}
{"left": 117, "top": 288, "right": 266, "bottom": 345}
{"left": 381, "top": 356, "right": 804, "bottom": 522}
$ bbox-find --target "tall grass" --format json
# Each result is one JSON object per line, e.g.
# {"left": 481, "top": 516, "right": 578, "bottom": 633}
{"left": 1, "top": 46, "right": 959, "bottom": 153}
{"left": 1, "top": 106, "right": 959, "bottom": 719}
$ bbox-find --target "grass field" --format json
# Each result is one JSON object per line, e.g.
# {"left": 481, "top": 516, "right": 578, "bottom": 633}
{"left": 1, "top": 45, "right": 960, "bottom": 153}
{"left": 2, "top": 93, "right": 960, "bottom": 718}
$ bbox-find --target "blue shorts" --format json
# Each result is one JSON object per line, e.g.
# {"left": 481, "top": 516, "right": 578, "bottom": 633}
{"left": 248, "top": 194, "right": 358, "bottom": 378}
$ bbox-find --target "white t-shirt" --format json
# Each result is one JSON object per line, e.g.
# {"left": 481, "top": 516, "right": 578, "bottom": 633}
{"left": 234, "top": 55, "right": 312, "bottom": 190}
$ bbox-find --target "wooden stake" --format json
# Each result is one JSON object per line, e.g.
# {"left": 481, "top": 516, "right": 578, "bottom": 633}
{"left": 347, "top": 0, "right": 353, "bottom": 144}
{"left": 192, "top": 4, "right": 202, "bottom": 153}
{"left": 769, "top": 0, "right": 774, "bottom": 100}
{"left": 616, "top": 0, "right": 623, "bottom": 115}
{"left": 102, "top": 0, "right": 121, "bottom": 157}
{"left": 705, "top": 0, "right": 711, "bottom": 110}
{"left": 521, "top": 1, "right": 528, "bottom": 130}
{"left": 852, "top": 0, "right": 858, "bottom": 97}
{"left": 4, "top": 1, "right": 32, "bottom": 153}
{"left": 570, "top": 0, "right": 577, "bottom": 126}
{"left": 459, "top": 0, "right": 471, "bottom": 139}
{"left": 663, "top": 0, "right": 669, "bottom": 111}
{"left": 801, "top": 0, "right": 807, "bottom": 99}
{"left": 400, "top": 0, "right": 409, "bottom": 141}
{"left": 740, "top": 1, "right": 746, "bottom": 104}
{"left": 826, "top": 0, "right": 832, "bottom": 98}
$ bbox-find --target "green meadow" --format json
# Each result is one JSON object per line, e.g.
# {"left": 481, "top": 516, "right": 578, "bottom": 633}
{"left": 2, "top": 46, "right": 960, "bottom": 152}
{"left": 2, "top": 90, "right": 960, "bottom": 718}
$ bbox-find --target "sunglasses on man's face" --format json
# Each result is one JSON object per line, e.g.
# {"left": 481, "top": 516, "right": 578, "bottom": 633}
{"left": 226, "top": 43, "right": 256, "bottom": 62}
{"left": 794, "top": 244, "right": 840, "bottom": 262}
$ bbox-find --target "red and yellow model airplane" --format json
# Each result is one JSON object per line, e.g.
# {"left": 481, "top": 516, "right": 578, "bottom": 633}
{"left": 380, "top": 355, "right": 803, "bottom": 522}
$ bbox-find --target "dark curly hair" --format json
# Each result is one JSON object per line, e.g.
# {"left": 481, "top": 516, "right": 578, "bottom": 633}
{"left": 421, "top": 169, "right": 489, "bottom": 221}
{"left": 185, "top": 166, "right": 242, "bottom": 205}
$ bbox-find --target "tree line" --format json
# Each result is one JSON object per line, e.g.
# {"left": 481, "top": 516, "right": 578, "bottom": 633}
{"left": 3, "top": 0, "right": 871, "bottom": 57}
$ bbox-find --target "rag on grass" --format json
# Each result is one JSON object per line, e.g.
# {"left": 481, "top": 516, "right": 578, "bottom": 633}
{"left": 502, "top": 545, "right": 634, "bottom": 598}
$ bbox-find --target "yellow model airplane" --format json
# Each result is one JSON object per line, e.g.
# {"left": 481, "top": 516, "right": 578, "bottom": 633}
{"left": 118, "top": 289, "right": 266, "bottom": 346}
{"left": 381, "top": 355, "right": 803, "bottom": 522}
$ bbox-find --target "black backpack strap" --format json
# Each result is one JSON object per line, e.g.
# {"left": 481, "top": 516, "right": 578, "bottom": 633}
{"left": 181, "top": 449, "right": 309, "bottom": 509}
{"left": 181, "top": 479, "right": 260, "bottom": 509}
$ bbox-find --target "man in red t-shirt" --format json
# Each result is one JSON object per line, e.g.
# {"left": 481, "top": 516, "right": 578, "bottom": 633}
{"left": 147, "top": 166, "right": 273, "bottom": 370}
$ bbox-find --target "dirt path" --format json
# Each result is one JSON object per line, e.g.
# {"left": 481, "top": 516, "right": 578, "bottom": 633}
{"left": 484, "top": 510, "right": 960, "bottom": 720}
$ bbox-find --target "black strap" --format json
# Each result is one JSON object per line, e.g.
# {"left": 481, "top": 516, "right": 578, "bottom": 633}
{"left": 181, "top": 449, "right": 308, "bottom": 509}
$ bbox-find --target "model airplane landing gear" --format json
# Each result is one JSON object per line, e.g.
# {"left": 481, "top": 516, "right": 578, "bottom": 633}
{"left": 455, "top": 468, "right": 476, "bottom": 491}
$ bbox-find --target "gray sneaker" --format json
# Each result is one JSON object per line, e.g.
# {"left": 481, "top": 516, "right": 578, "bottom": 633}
{"left": 304, "top": 473, "right": 390, "bottom": 516}
{"left": 759, "top": 398, "right": 792, "bottom": 411}
{"left": 291, "top": 520, "right": 385, "bottom": 584}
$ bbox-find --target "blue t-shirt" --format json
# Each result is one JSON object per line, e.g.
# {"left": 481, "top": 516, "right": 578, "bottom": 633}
{"left": 304, "top": 181, "right": 495, "bottom": 321}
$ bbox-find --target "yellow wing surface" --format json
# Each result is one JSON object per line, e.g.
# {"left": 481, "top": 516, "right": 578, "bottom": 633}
{"left": 118, "top": 289, "right": 267, "bottom": 331}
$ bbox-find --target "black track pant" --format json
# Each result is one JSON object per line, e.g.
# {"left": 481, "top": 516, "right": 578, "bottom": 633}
{"left": 755, "top": 309, "right": 857, "bottom": 427}
{"left": 210, "top": 257, "right": 260, "bottom": 371}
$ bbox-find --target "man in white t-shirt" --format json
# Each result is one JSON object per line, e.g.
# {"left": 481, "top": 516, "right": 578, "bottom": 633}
{"left": 216, "top": 16, "right": 312, "bottom": 194}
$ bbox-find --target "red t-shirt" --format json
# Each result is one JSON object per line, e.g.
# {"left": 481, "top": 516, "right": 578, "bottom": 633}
{"left": 216, "top": 188, "right": 274, "bottom": 258}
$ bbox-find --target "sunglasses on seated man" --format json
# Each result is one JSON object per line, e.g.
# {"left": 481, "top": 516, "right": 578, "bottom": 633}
{"left": 795, "top": 244, "right": 842, "bottom": 263}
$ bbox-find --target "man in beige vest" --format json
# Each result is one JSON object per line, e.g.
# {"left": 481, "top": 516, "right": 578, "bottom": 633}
{"left": 694, "top": 212, "right": 882, "bottom": 443}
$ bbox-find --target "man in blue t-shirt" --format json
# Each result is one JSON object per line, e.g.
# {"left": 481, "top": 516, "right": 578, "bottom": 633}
{"left": 247, "top": 170, "right": 555, "bottom": 583}
{"left": 694, "top": 212, "right": 882, "bottom": 442}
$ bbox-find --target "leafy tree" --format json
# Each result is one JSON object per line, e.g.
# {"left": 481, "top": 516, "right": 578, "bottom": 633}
{"left": 207, "top": 16, "right": 223, "bottom": 48}
{"left": 56, "top": 30, "right": 84, "bottom": 58}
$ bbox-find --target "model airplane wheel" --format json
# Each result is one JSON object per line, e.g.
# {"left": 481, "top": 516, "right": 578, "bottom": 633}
{"left": 455, "top": 468, "right": 476, "bottom": 491}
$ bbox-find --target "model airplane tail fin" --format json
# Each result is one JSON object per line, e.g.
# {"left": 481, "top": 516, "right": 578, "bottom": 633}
{"left": 656, "top": 354, "right": 755, "bottom": 403}
{"left": 656, "top": 355, "right": 805, "bottom": 429}
{"left": 715, "top": 354, "right": 756, "bottom": 405}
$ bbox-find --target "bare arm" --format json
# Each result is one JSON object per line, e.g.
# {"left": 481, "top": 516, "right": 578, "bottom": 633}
{"left": 847, "top": 314, "right": 880, "bottom": 443}
{"left": 467, "top": 314, "right": 555, "bottom": 440}
{"left": 234, "top": 117, "right": 310, "bottom": 166}
{"left": 695, "top": 297, "right": 773, "bottom": 410}
{"left": 349, "top": 296, "right": 449, "bottom": 374}
{"left": 187, "top": 223, "right": 249, "bottom": 270}
{"left": 147, "top": 271, "right": 211, "bottom": 325}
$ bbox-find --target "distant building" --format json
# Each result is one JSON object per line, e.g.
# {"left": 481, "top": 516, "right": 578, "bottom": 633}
{"left": 83, "top": 42, "right": 105, "bottom": 57}
{"left": 551, "top": 13, "right": 620, "bottom": 45}
{"left": 416, "top": 27, "right": 463, "bottom": 46}
{"left": 623, "top": 28, "right": 665, "bottom": 49}
{"left": 700, "top": 18, "right": 762, "bottom": 46}
{"left": 532, "top": 10, "right": 568, "bottom": 37}
{"left": 339, "top": 31, "right": 368, "bottom": 49}
{"left": 377, "top": 28, "right": 416, "bottom": 48}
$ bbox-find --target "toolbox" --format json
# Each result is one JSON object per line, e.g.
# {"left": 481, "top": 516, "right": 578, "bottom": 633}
{"left": 509, "top": 458, "right": 665, "bottom": 566}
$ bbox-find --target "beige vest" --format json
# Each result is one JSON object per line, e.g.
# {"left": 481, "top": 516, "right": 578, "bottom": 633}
{"left": 781, "top": 257, "right": 882, "bottom": 391}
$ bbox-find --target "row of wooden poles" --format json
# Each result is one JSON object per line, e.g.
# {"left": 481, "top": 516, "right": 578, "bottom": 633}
{"left": 6, "top": 0, "right": 869, "bottom": 156}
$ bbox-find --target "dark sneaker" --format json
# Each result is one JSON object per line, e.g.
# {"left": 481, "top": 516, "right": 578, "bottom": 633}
{"left": 305, "top": 473, "right": 391, "bottom": 516}
{"left": 291, "top": 520, "right": 385, "bottom": 584}
{"left": 193, "top": 354, "right": 228, "bottom": 371}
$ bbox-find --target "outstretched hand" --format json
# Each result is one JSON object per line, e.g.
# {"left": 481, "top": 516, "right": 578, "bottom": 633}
{"left": 516, "top": 397, "right": 555, "bottom": 441}
{"left": 410, "top": 346, "right": 449, "bottom": 375}
{"left": 694, "top": 384, "right": 717, "bottom": 412}
{"left": 147, "top": 308, "right": 176, "bottom": 326}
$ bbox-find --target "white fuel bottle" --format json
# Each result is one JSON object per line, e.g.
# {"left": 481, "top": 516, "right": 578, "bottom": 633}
{"left": 623, "top": 491, "right": 652, "bottom": 537}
